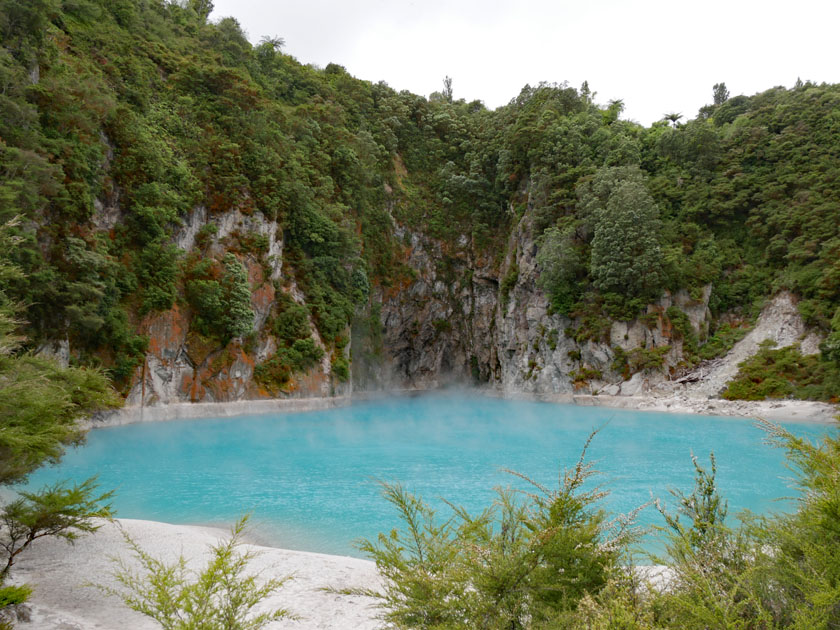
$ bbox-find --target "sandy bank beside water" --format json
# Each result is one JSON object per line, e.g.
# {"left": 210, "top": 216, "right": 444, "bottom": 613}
{"left": 10, "top": 518, "right": 677, "bottom": 630}
{"left": 85, "top": 396, "right": 352, "bottom": 428}
{"left": 88, "top": 390, "right": 838, "bottom": 429}
{"left": 10, "top": 518, "right": 383, "bottom": 630}
{"left": 526, "top": 393, "right": 839, "bottom": 425}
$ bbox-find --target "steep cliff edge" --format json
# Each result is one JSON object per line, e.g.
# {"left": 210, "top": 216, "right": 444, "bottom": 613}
{"left": 110, "top": 192, "right": 827, "bottom": 411}
{"left": 110, "top": 205, "right": 350, "bottom": 407}
{"left": 363, "top": 202, "right": 826, "bottom": 407}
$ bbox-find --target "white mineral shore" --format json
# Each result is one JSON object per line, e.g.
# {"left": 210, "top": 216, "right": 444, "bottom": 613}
{"left": 10, "top": 518, "right": 384, "bottom": 630}
{"left": 88, "top": 391, "right": 839, "bottom": 430}
{"left": 533, "top": 393, "right": 838, "bottom": 425}
{"left": 84, "top": 396, "right": 353, "bottom": 428}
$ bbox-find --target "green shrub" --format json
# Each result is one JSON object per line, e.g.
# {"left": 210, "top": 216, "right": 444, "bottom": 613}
{"left": 568, "top": 302, "right": 613, "bottom": 344}
{"left": 698, "top": 322, "right": 749, "bottom": 361}
{"left": 101, "top": 517, "right": 293, "bottom": 630}
{"left": 184, "top": 254, "right": 253, "bottom": 342}
{"left": 628, "top": 345, "right": 670, "bottom": 373}
{"left": 666, "top": 306, "right": 698, "bottom": 356}
{"left": 254, "top": 338, "right": 324, "bottom": 392}
{"left": 220, "top": 253, "right": 254, "bottom": 339}
{"left": 287, "top": 338, "right": 324, "bottom": 370}
{"left": 273, "top": 300, "right": 311, "bottom": 346}
{"left": 500, "top": 259, "right": 519, "bottom": 311}
{"left": 432, "top": 319, "right": 452, "bottom": 334}
{"left": 137, "top": 241, "right": 181, "bottom": 314}
{"left": 612, "top": 345, "right": 670, "bottom": 378}
{"left": 194, "top": 223, "right": 218, "bottom": 250}
{"left": 361, "top": 432, "right": 632, "bottom": 629}
{"left": 571, "top": 366, "right": 602, "bottom": 384}
{"left": 253, "top": 357, "right": 291, "bottom": 390}
{"left": 536, "top": 227, "right": 584, "bottom": 316}
{"left": 332, "top": 354, "right": 349, "bottom": 381}
{"left": 721, "top": 341, "right": 840, "bottom": 402}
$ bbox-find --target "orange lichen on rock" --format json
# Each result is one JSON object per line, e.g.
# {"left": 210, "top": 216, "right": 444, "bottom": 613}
{"left": 143, "top": 304, "right": 189, "bottom": 359}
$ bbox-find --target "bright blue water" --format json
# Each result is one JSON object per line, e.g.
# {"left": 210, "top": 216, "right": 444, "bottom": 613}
{"left": 23, "top": 394, "right": 833, "bottom": 558}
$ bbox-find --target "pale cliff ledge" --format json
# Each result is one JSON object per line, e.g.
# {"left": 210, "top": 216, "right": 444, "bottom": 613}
{"left": 507, "top": 392, "right": 838, "bottom": 425}
{"left": 86, "top": 388, "right": 838, "bottom": 430}
{"left": 85, "top": 396, "right": 352, "bottom": 428}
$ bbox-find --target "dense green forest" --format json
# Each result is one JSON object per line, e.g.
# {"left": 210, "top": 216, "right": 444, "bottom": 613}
{"left": 0, "top": 0, "right": 839, "bottom": 397}
{"left": 1, "top": 2, "right": 840, "bottom": 626}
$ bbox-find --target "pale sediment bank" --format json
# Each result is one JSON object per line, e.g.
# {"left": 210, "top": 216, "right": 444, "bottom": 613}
{"left": 87, "top": 390, "right": 838, "bottom": 429}
{"left": 512, "top": 392, "right": 839, "bottom": 425}
{"left": 11, "top": 518, "right": 383, "bottom": 630}
{"left": 11, "top": 518, "right": 675, "bottom": 630}
{"left": 85, "top": 395, "right": 352, "bottom": 428}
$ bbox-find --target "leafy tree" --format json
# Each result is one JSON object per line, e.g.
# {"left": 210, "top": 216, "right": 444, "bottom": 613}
{"left": 1, "top": 478, "right": 113, "bottom": 580}
{"left": 756, "top": 420, "right": 840, "bottom": 629}
{"left": 138, "top": 241, "right": 181, "bottom": 314}
{"left": 442, "top": 76, "right": 454, "bottom": 103}
{"left": 0, "top": 478, "right": 112, "bottom": 621}
{"left": 185, "top": 254, "right": 254, "bottom": 342}
{"left": 712, "top": 82, "right": 730, "bottom": 105}
{"left": 0, "top": 345, "right": 122, "bottom": 485}
{"left": 0, "top": 221, "right": 121, "bottom": 486}
{"left": 536, "top": 226, "right": 584, "bottom": 315}
{"left": 102, "top": 516, "right": 293, "bottom": 630}
{"left": 0, "top": 220, "right": 120, "bottom": 618}
{"left": 220, "top": 253, "right": 253, "bottom": 340}
{"left": 189, "top": 0, "right": 214, "bottom": 22}
{"left": 820, "top": 308, "right": 840, "bottom": 367}
{"left": 584, "top": 169, "right": 664, "bottom": 301}
{"left": 663, "top": 112, "right": 683, "bottom": 128}
{"left": 272, "top": 295, "right": 311, "bottom": 346}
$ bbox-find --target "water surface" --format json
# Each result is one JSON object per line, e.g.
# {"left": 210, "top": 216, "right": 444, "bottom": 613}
{"left": 25, "top": 394, "right": 833, "bottom": 557}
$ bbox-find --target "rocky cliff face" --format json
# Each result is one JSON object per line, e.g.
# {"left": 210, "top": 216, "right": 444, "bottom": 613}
{"left": 364, "top": 191, "right": 821, "bottom": 402}
{"left": 76, "top": 184, "right": 820, "bottom": 409}
{"left": 115, "top": 206, "right": 349, "bottom": 407}
{"left": 369, "top": 210, "right": 714, "bottom": 398}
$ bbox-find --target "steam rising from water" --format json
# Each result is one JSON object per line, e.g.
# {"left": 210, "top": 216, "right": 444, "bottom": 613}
{"left": 25, "top": 392, "right": 832, "bottom": 557}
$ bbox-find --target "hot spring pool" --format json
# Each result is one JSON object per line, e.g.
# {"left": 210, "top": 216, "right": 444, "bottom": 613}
{"left": 23, "top": 394, "right": 833, "bottom": 557}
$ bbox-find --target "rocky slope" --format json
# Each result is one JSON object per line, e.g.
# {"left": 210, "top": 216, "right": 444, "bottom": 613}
{"left": 97, "top": 205, "right": 351, "bottom": 407}
{"left": 344, "top": 191, "right": 827, "bottom": 408}
{"left": 71, "top": 181, "right": 825, "bottom": 412}
{"left": 369, "top": 227, "right": 806, "bottom": 398}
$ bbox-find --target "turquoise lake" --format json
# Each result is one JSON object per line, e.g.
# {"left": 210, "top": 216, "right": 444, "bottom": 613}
{"left": 24, "top": 394, "right": 834, "bottom": 558}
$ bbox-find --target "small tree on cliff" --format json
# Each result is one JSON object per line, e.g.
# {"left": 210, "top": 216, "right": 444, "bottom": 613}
{"left": 579, "top": 167, "right": 664, "bottom": 302}
{"left": 536, "top": 226, "right": 584, "bottom": 315}
{"left": 221, "top": 253, "right": 254, "bottom": 340}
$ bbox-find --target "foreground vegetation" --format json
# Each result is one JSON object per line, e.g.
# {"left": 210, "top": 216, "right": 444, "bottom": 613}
{"left": 364, "top": 421, "right": 840, "bottom": 629}
{"left": 100, "top": 516, "right": 293, "bottom": 630}
{"left": 0, "top": 219, "right": 119, "bottom": 623}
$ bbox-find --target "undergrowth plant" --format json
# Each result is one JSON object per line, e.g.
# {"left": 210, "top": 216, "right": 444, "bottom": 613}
{"left": 366, "top": 421, "right": 840, "bottom": 629}
{"left": 361, "top": 431, "right": 643, "bottom": 629}
{"left": 101, "top": 516, "right": 293, "bottom": 630}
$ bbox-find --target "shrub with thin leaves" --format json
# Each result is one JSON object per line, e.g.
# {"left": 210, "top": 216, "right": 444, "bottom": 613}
{"left": 1, "top": 477, "right": 113, "bottom": 580}
{"left": 361, "top": 431, "right": 642, "bottom": 629}
{"left": 102, "top": 516, "right": 293, "bottom": 630}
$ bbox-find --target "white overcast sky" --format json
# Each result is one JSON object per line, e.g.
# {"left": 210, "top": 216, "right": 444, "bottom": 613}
{"left": 210, "top": 0, "right": 839, "bottom": 126}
